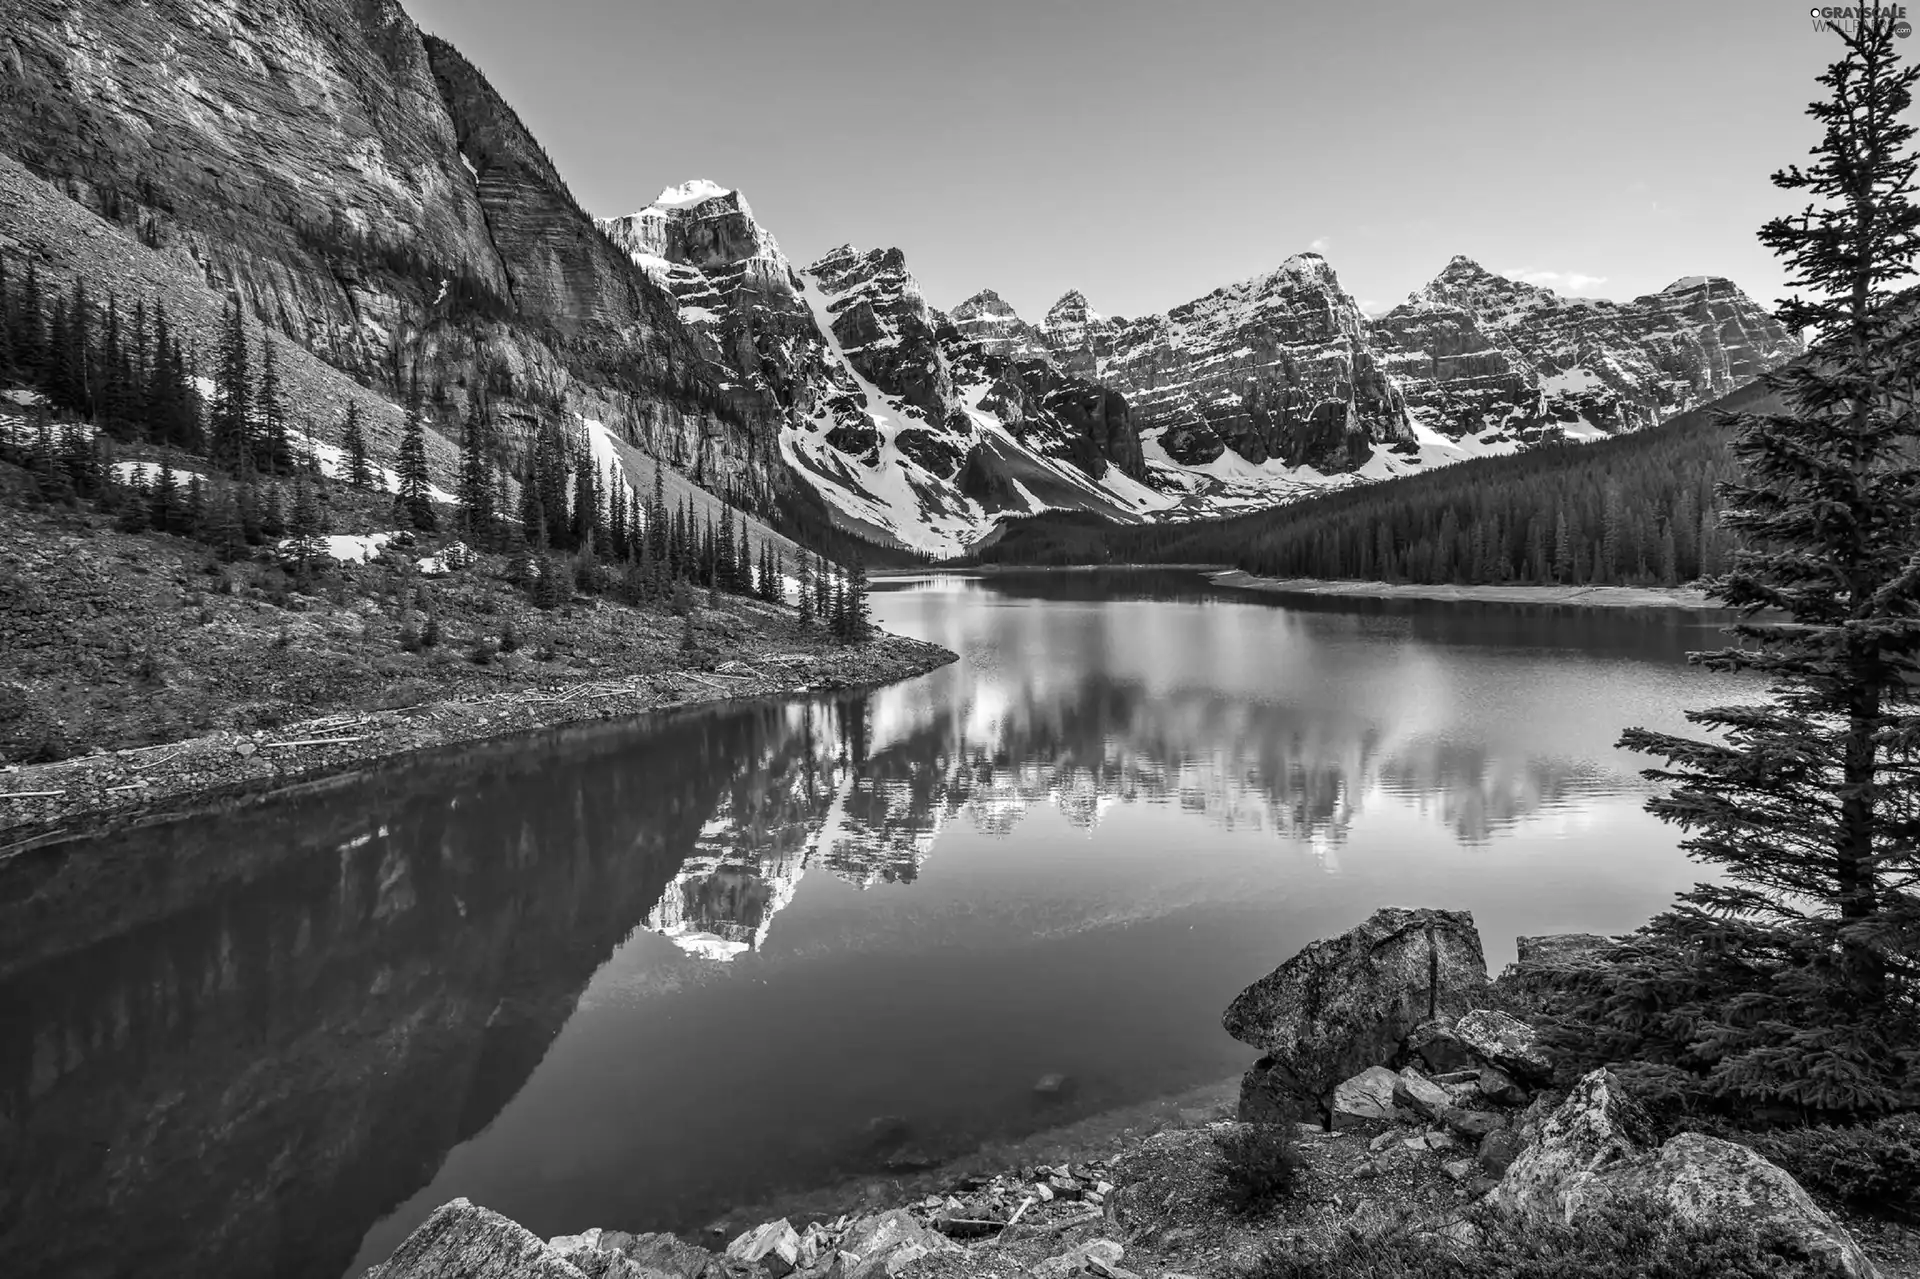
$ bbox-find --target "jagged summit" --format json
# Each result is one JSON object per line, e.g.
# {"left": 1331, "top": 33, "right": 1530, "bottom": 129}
{"left": 652, "top": 178, "right": 736, "bottom": 209}
{"left": 949, "top": 289, "right": 1049, "bottom": 360}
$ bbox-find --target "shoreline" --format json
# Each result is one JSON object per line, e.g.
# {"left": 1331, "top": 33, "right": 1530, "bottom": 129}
{"left": 876, "top": 563, "right": 1228, "bottom": 578}
{"left": 0, "top": 632, "right": 955, "bottom": 851}
{"left": 1208, "top": 569, "right": 1730, "bottom": 610}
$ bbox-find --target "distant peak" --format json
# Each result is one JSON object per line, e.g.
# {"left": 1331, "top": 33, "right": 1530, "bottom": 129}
{"left": 652, "top": 178, "right": 736, "bottom": 210}
{"left": 952, "top": 288, "right": 1018, "bottom": 318}
{"left": 1663, "top": 275, "right": 1734, "bottom": 292}
{"left": 1047, "top": 289, "right": 1090, "bottom": 314}
{"left": 1441, "top": 255, "right": 1493, "bottom": 275}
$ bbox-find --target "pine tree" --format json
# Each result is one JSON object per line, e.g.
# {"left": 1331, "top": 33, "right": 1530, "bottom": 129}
{"left": 256, "top": 338, "right": 291, "bottom": 475}
{"left": 395, "top": 381, "right": 437, "bottom": 532}
{"left": 1555, "top": 6, "right": 1920, "bottom": 1121}
{"left": 262, "top": 482, "right": 287, "bottom": 541}
{"left": 458, "top": 393, "right": 496, "bottom": 545}
{"left": 846, "top": 554, "right": 872, "bottom": 641}
{"left": 342, "top": 401, "right": 375, "bottom": 489}
{"left": 797, "top": 554, "right": 814, "bottom": 625}
{"left": 210, "top": 297, "right": 251, "bottom": 472}
{"left": 151, "top": 462, "right": 180, "bottom": 534}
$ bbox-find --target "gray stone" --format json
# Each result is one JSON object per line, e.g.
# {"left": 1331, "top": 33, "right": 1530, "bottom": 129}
{"left": 837, "top": 1210, "right": 947, "bottom": 1265}
{"left": 1438, "top": 1107, "right": 1506, "bottom": 1142}
{"left": 1223, "top": 908, "right": 1487, "bottom": 1122}
{"left": 1478, "top": 1128, "right": 1527, "bottom": 1176}
{"left": 1405, "top": 1018, "right": 1475, "bottom": 1074}
{"left": 1391, "top": 1066, "right": 1453, "bottom": 1121}
{"left": 1455, "top": 1009, "right": 1552, "bottom": 1083}
{"left": 1609, "top": 1134, "right": 1880, "bottom": 1279}
{"left": 1476, "top": 1064, "right": 1529, "bottom": 1107}
{"left": 1033, "top": 1239, "right": 1124, "bottom": 1279}
{"left": 1489, "top": 1072, "right": 1879, "bottom": 1278}
{"left": 726, "top": 1221, "right": 799, "bottom": 1278}
{"left": 1442, "top": 1158, "right": 1476, "bottom": 1182}
{"left": 1488, "top": 1069, "right": 1655, "bottom": 1221}
{"left": 363, "top": 1199, "right": 587, "bottom": 1279}
{"left": 1331, "top": 1065, "right": 1400, "bottom": 1128}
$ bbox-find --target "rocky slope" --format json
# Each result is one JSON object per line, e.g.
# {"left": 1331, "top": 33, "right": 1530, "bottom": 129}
{"left": 1371, "top": 256, "right": 1801, "bottom": 438}
{"left": 598, "top": 185, "right": 1168, "bottom": 556}
{"left": 1041, "top": 254, "right": 1418, "bottom": 472}
{"left": 0, "top": 0, "right": 778, "bottom": 502}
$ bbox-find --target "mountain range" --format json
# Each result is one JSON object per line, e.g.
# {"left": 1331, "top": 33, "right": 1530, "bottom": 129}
{"left": 0, "top": 0, "right": 1802, "bottom": 559}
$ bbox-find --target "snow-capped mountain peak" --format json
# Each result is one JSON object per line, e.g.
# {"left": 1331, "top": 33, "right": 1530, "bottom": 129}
{"left": 651, "top": 177, "right": 738, "bottom": 210}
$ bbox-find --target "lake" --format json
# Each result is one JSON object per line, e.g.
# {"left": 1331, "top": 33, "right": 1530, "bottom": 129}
{"left": 0, "top": 570, "right": 1759, "bottom": 1279}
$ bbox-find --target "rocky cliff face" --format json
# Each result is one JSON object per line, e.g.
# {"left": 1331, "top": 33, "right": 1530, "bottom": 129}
{"left": 1372, "top": 256, "right": 1800, "bottom": 438}
{"left": 0, "top": 0, "right": 777, "bottom": 499}
{"left": 599, "top": 182, "right": 1161, "bottom": 556}
{"left": 1041, "top": 255, "right": 1418, "bottom": 471}
{"left": 948, "top": 289, "right": 1051, "bottom": 361}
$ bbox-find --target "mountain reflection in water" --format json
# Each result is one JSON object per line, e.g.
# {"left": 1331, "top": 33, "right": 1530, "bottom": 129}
{"left": 0, "top": 571, "right": 1754, "bottom": 1279}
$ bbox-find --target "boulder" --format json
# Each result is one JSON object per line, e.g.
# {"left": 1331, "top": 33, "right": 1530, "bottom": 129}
{"left": 364, "top": 1199, "right": 588, "bottom": 1279}
{"left": 1033, "top": 1239, "right": 1124, "bottom": 1279}
{"left": 1476, "top": 1064, "right": 1529, "bottom": 1107}
{"left": 549, "top": 1232, "right": 676, "bottom": 1279}
{"left": 1222, "top": 907, "right": 1488, "bottom": 1121}
{"left": 1609, "top": 1134, "right": 1880, "bottom": 1279}
{"left": 1391, "top": 1066, "right": 1453, "bottom": 1122}
{"left": 1331, "top": 1066, "right": 1401, "bottom": 1128}
{"left": 1404, "top": 1018, "right": 1475, "bottom": 1074}
{"left": 1454, "top": 1009, "right": 1552, "bottom": 1083}
{"left": 621, "top": 1234, "right": 718, "bottom": 1279}
{"left": 1477, "top": 1128, "right": 1527, "bottom": 1176}
{"left": 1487, "top": 1069, "right": 1655, "bottom": 1220}
{"left": 1437, "top": 1106, "right": 1506, "bottom": 1142}
{"left": 837, "top": 1209, "right": 948, "bottom": 1266}
{"left": 1490, "top": 1072, "right": 1880, "bottom": 1277}
{"left": 1034, "top": 1072, "right": 1073, "bottom": 1098}
{"left": 726, "top": 1222, "right": 799, "bottom": 1278}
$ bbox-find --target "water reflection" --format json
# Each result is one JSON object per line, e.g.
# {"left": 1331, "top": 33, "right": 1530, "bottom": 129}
{"left": 0, "top": 572, "right": 1752, "bottom": 1279}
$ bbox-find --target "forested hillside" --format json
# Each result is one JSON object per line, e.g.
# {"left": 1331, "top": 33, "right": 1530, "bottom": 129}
{"left": 961, "top": 377, "right": 1783, "bottom": 587}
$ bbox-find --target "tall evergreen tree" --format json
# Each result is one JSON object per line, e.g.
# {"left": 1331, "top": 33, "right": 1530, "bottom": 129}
{"left": 288, "top": 474, "right": 326, "bottom": 574}
{"left": 1555, "top": 6, "right": 1920, "bottom": 1120}
{"left": 846, "top": 554, "right": 872, "bottom": 642}
{"left": 343, "top": 400, "right": 376, "bottom": 489}
{"left": 395, "top": 381, "right": 437, "bottom": 532}
{"left": 797, "top": 554, "right": 814, "bottom": 626}
{"left": 457, "top": 393, "right": 496, "bottom": 545}
{"left": 256, "top": 338, "right": 291, "bottom": 474}
{"left": 210, "top": 297, "right": 251, "bottom": 472}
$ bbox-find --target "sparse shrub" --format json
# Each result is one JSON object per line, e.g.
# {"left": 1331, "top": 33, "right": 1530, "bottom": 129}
{"left": 421, "top": 617, "right": 441, "bottom": 649}
{"left": 468, "top": 640, "right": 496, "bottom": 666}
{"left": 534, "top": 640, "right": 557, "bottom": 662}
{"left": 273, "top": 628, "right": 292, "bottom": 650}
{"left": 1239, "top": 1194, "right": 1833, "bottom": 1279}
{"left": 1727, "top": 1114, "right": 1920, "bottom": 1217}
{"left": 197, "top": 608, "right": 214, "bottom": 626}
{"left": 498, "top": 621, "right": 521, "bottom": 654}
{"left": 1212, "top": 1124, "right": 1299, "bottom": 1215}
{"left": 398, "top": 623, "right": 422, "bottom": 653}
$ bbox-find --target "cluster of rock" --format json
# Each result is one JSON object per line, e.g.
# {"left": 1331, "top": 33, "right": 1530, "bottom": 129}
{"left": 1221, "top": 907, "right": 1881, "bottom": 1277}
{"left": 364, "top": 1177, "right": 1130, "bottom": 1279}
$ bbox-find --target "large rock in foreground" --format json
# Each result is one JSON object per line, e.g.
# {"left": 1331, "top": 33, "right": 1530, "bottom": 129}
{"left": 1490, "top": 1071, "right": 1881, "bottom": 1278}
{"left": 1223, "top": 907, "right": 1488, "bottom": 1122}
{"left": 365, "top": 1199, "right": 589, "bottom": 1279}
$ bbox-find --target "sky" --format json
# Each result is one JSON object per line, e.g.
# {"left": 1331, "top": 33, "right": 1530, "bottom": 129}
{"left": 401, "top": 0, "right": 1864, "bottom": 321}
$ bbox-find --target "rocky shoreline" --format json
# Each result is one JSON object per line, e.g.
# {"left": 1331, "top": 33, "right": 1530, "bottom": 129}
{"left": 356, "top": 909, "right": 1913, "bottom": 1279}
{"left": 1208, "top": 570, "right": 1725, "bottom": 610}
{"left": 0, "top": 633, "right": 954, "bottom": 850}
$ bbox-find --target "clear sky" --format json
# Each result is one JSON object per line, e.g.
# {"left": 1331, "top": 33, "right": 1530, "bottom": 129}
{"left": 402, "top": 0, "right": 1864, "bottom": 321}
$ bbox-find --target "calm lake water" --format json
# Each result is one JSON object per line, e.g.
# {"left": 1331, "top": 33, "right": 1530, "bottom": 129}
{"left": 0, "top": 570, "right": 1760, "bottom": 1279}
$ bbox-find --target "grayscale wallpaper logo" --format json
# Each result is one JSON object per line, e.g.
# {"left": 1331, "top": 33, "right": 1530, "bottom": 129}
{"left": 1811, "top": 5, "right": 1914, "bottom": 35}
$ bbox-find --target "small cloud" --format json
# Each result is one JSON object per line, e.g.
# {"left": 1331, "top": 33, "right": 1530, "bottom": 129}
{"left": 1309, "top": 237, "right": 1331, "bottom": 253}
{"left": 1501, "top": 268, "right": 1608, "bottom": 293}
{"left": 1358, "top": 298, "right": 1381, "bottom": 314}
